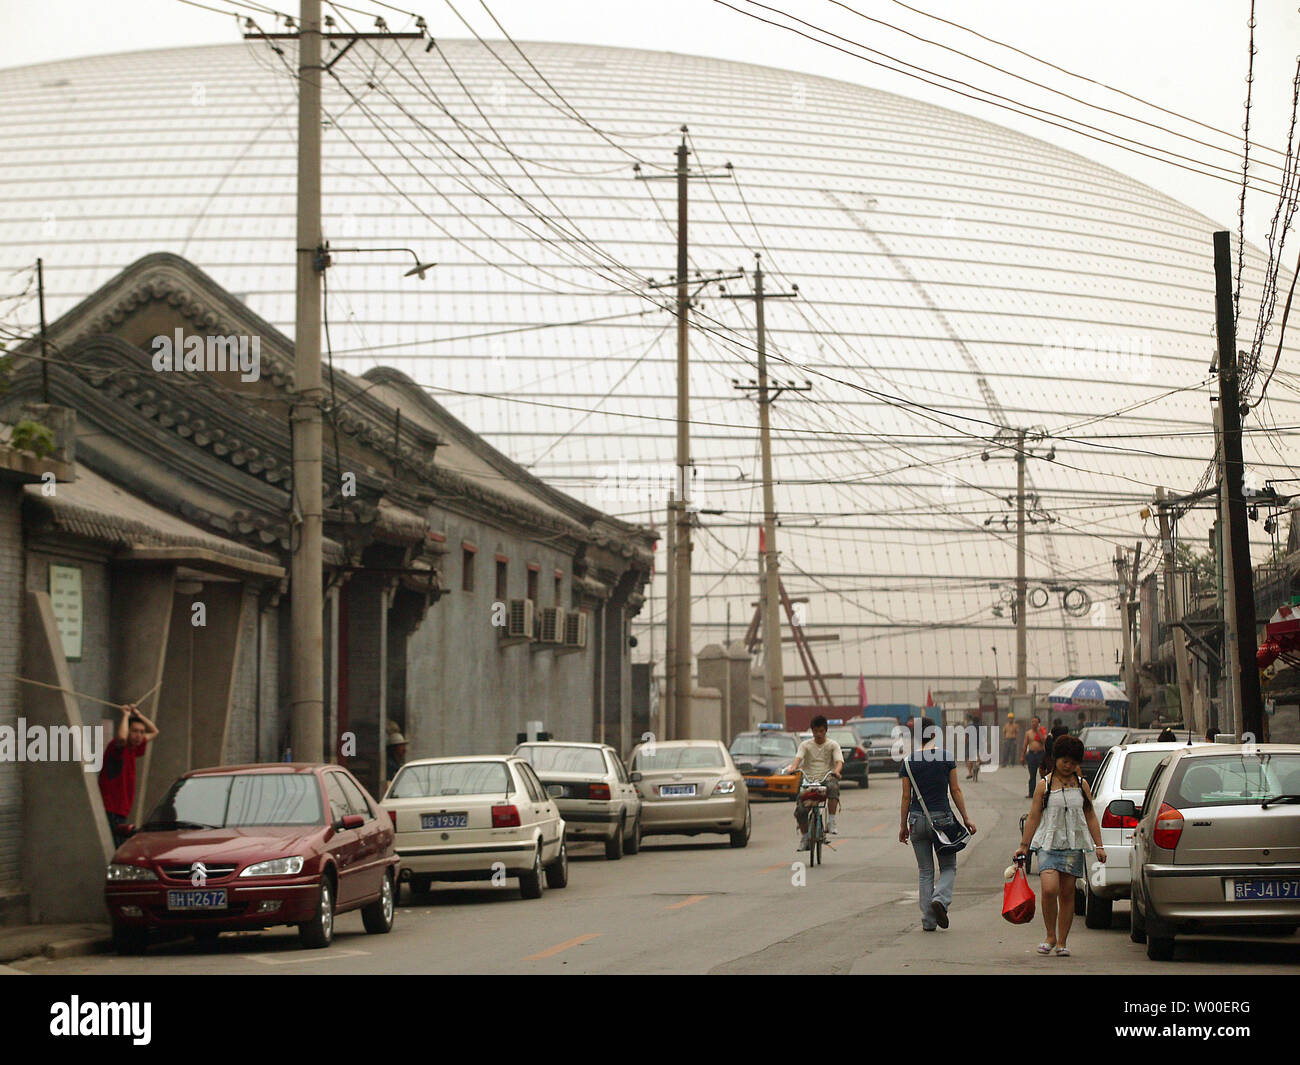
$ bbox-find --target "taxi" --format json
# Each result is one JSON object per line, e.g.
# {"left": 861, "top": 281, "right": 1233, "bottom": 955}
{"left": 728, "top": 724, "right": 802, "bottom": 800}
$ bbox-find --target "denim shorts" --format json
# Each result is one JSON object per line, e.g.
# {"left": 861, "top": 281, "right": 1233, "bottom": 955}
{"left": 1036, "top": 848, "right": 1085, "bottom": 877}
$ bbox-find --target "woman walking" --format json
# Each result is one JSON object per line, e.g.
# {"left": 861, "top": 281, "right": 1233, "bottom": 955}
{"left": 1014, "top": 734, "right": 1106, "bottom": 956}
{"left": 899, "top": 718, "right": 977, "bottom": 931}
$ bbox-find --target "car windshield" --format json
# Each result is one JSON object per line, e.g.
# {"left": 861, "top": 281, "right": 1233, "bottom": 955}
{"left": 142, "top": 773, "right": 324, "bottom": 829}
{"left": 1119, "top": 750, "right": 1172, "bottom": 790}
{"left": 389, "top": 761, "right": 512, "bottom": 798}
{"left": 516, "top": 745, "right": 607, "bottom": 774}
{"left": 852, "top": 721, "right": 898, "bottom": 739}
{"left": 633, "top": 746, "right": 726, "bottom": 771}
{"left": 827, "top": 729, "right": 857, "bottom": 748}
{"left": 1166, "top": 753, "right": 1300, "bottom": 808}
{"left": 1082, "top": 728, "right": 1128, "bottom": 747}
{"left": 730, "top": 735, "right": 796, "bottom": 758}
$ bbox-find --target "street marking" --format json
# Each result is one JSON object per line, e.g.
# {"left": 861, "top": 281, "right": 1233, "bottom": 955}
{"left": 241, "top": 949, "right": 369, "bottom": 965}
{"left": 524, "top": 933, "right": 600, "bottom": 960}
{"left": 663, "top": 894, "right": 710, "bottom": 911}
{"left": 759, "top": 863, "right": 788, "bottom": 873}
{"left": 868, "top": 822, "right": 887, "bottom": 833}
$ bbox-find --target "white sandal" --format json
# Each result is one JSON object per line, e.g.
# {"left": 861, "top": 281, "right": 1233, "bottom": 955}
{"left": 1036, "top": 942, "right": 1053, "bottom": 954}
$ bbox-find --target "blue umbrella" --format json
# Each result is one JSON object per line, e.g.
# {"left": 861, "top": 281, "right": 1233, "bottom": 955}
{"left": 1047, "top": 678, "right": 1129, "bottom": 707}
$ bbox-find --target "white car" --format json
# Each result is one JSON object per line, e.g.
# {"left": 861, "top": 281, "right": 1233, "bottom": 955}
{"left": 513, "top": 742, "right": 643, "bottom": 859}
{"left": 1084, "top": 739, "right": 1209, "bottom": 928}
{"left": 382, "top": 756, "right": 567, "bottom": 900}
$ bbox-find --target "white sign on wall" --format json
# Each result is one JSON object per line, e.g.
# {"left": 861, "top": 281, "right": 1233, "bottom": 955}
{"left": 49, "top": 564, "right": 83, "bottom": 661}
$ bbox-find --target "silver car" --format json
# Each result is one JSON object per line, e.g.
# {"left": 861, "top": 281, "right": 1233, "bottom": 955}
{"left": 1125, "top": 743, "right": 1300, "bottom": 960}
{"left": 514, "top": 742, "right": 643, "bottom": 859}
{"left": 629, "top": 739, "right": 751, "bottom": 848}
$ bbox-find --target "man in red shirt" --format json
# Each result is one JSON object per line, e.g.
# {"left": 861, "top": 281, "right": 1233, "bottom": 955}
{"left": 99, "top": 702, "right": 160, "bottom": 845}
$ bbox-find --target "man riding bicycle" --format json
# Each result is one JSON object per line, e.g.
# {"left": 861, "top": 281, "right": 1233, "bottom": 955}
{"left": 787, "top": 715, "right": 844, "bottom": 850}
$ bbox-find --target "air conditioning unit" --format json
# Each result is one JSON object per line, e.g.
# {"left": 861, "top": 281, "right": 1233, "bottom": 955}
{"left": 501, "top": 598, "right": 533, "bottom": 644}
{"left": 563, "top": 611, "right": 588, "bottom": 649}
{"left": 536, "top": 606, "right": 566, "bottom": 645}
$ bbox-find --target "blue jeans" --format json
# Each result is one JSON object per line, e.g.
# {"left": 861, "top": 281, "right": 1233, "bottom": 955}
{"left": 909, "top": 810, "right": 958, "bottom": 929}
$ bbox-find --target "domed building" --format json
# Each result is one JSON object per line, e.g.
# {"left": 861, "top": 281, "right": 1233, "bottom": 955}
{"left": 2, "top": 37, "right": 1297, "bottom": 713}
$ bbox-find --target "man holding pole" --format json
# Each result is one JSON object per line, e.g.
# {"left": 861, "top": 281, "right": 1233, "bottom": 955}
{"left": 99, "top": 703, "right": 159, "bottom": 846}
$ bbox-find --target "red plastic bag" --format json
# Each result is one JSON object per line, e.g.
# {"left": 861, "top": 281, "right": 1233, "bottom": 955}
{"left": 1002, "top": 866, "right": 1036, "bottom": 924}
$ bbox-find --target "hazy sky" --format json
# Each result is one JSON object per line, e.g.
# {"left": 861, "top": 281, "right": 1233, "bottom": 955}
{"left": 2, "top": 0, "right": 1298, "bottom": 243}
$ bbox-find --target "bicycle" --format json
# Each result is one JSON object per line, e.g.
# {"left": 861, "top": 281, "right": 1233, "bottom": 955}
{"left": 798, "top": 772, "right": 834, "bottom": 866}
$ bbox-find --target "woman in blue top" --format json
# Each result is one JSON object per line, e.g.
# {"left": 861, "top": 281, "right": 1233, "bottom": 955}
{"left": 1015, "top": 734, "right": 1107, "bottom": 956}
{"left": 898, "top": 718, "right": 977, "bottom": 931}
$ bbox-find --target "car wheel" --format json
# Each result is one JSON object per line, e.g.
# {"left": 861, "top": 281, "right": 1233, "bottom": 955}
{"left": 730, "top": 804, "right": 751, "bottom": 848}
{"left": 361, "top": 870, "right": 395, "bottom": 934}
{"left": 1084, "top": 889, "right": 1113, "bottom": 929}
{"left": 861, "top": 773, "right": 870, "bottom": 790}
{"left": 546, "top": 837, "right": 569, "bottom": 889}
{"left": 1146, "top": 934, "right": 1175, "bottom": 961}
{"left": 1073, "top": 879, "right": 1087, "bottom": 919}
{"left": 298, "top": 876, "right": 335, "bottom": 949}
{"left": 519, "top": 844, "right": 545, "bottom": 899}
{"left": 112, "top": 923, "right": 148, "bottom": 956}
{"left": 1129, "top": 894, "right": 1147, "bottom": 944}
{"left": 625, "top": 814, "right": 642, "bottom": 855}
{"left": 605, "top": 817, "right": 625, "bottom": 860}
{"left": 409, "top": 874, "right": 433, "bottom": 899}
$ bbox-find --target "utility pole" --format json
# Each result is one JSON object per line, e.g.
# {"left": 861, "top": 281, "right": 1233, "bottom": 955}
{"left": 726, "top": 254, "right": 803, "bottom": 724}
{"left": 1213, "top": 230, "right": 1263, "bottom": 739}
{"left": 1156, "top": 488, "right": 1197, "bottom": 730}
{"left": 664, "top": 491, "right": 677, "bottom": 739}
{"left": 1213, "top": 402, "right": 1237, "bottom": 734}
{"left": 246, "top": 9, "right": 422, "bottom": 763}
{"left": 1015, "top": 427, "right": 1028, "bottom": 694}
{"left": 36, "top": 258, "right": 49, "bottom": 403}
{"left": 635, "top": 133, "right": 739, "bottom": 737}
{"left": 1127, "top": 542, "right": 1142, "bottom": 719}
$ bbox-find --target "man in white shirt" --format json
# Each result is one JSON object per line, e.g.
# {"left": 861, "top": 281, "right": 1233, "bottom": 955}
{"left": 788, "top": 715, "right": 844, "bottom": 849}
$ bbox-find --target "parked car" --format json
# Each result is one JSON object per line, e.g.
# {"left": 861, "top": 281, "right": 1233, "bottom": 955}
{"left": 382, "top": 756, "right": 567, "bottom": 900}
{"left": 794, "top": 725, "right": 870, "bottom": 787}
{"left": 513, "top": 741, "right": 641, "bottom": 859}
{"left": 1083, "top": 739, "right": 1209, "bottom": 928}
{"left": 629, "top": 739, "right": 751, "bottom": 847}
{"left": 846, "top": 716, "right": 905, "bottom": 774}
{"left": 104, "top": 763, "right": 398, "bottom": 954}
{"left": 729, "top": 727, "right": 801, "bottom": 799}
{"left": 1126, "top": 743, "right": 1300, "bottom": 960}
{"left": 1076, "top": 726, "right": 1131, "bottom": 784}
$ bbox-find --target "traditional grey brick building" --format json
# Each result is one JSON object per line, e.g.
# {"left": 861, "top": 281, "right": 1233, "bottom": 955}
{"left": 0, "top": 253, "right": 653, "bottom": 924}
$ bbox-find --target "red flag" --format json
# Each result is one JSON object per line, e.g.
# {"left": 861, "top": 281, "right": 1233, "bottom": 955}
{"left": 926, "top": 689, "right": 935, "bottom": 708}
{"left": 858, "top": 674, "right": 867, "bottom": 713}
{"left": 758, "top": 524, "right": 766, "bottom": 554}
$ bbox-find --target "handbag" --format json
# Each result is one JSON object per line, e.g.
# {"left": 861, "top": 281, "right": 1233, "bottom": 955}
{"left": 1002, "top": 861, "right": 1036, "bottom": 924}
{"left": 903, "top": 754, "right": 970, "bottom": 854}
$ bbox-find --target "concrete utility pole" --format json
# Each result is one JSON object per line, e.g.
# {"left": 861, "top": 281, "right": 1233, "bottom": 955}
{"left": 246, "top": 9, "right": 423, "bottom": 763}
{"left": 1156, "top": 488, "right": 1197, "bottom": 729}
{"left": 37, "top": 258, "right": 49, "bottom": 403}
{"left": 1015, "top": 427, "right": 1028, "bottom": 695}
{"left": 726, "top": 255, "right": 803, "bottom": 724}
{"left": 290, "top": 0, "right": 325, "bottom": 763}
{"left": 636, "top": 132, "right": 739, "bottom": 737}
{"left": 1213, "top": 230, "right": 1263, "bottom": 739}
{"left": 664, "top": 491, "right": 677, "bottom": 739}
{"left": 1214, "top": 402, "right": 1238, "bottom": 734}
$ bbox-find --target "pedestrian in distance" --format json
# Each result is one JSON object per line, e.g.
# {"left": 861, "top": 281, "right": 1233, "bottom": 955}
{"left": 386, "top": 730, "right": 408, "bottom": 782}
{"left": 99, "top": 702, "right": 160, "bottom": 846}
{"left": 1157, "top": 726, "right": 1177, "bottom": 742}
{"left": 1041, "top": 724, "right": 1069, "bottom": 783}
{"left": 1014, "top": 734, "right": 1106, "bottom": 956}
{"left": 1023, "top": 715, "right": 1046, "bottom": 798}
{"left": 1002, "top": 712, "right": 1019, "bottom": 768}
{"left": 899, "top": 717, "right": 977, "bottom": 931}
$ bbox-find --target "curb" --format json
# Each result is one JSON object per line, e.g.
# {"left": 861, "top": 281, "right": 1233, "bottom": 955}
{"left": 44, "top": 936, "right": 113, "bottom": 961}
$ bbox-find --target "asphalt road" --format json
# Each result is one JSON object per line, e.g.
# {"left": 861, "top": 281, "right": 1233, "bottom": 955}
{"left": 17, "top": 766, "right": 1300, "bottom": 975}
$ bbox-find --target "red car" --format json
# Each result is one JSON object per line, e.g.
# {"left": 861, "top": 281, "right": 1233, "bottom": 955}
{"left": 105, "top": 763, "right": 399, "bottom": 953}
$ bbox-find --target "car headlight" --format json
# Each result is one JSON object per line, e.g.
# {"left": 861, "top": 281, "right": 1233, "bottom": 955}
{"left": 106, "top": 863, "right": 158, "bottom": 881}
{"left": 239, "top": 856, "right": 305, "bottom": 877}
{"left": 713, "top": 780, "right": 737, "bottom": 795}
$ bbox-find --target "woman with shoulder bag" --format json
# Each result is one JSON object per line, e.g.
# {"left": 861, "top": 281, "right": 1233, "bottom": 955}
{"left": 898, "top": 718, "right": 977, "bottom": 931}
{"left": 1014, "top": 734, "right": 1106, "bottom": 956}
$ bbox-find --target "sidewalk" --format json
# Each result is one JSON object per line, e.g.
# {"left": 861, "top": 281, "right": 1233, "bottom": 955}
{"left": 0, "top": 922, "right": 111, "bottom": 970}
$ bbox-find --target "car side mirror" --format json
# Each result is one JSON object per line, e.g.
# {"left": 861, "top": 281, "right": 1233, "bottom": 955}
{"left": 629, "top": 771, "right": 642, "bottom": 783}
{"left": 1109, "top": 799, "right": 1139, "bottom": 820}
{"left": 339, "top": 813, "right": 365, "bottom": 830}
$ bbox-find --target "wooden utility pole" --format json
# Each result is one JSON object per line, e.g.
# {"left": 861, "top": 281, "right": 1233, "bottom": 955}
{"left": 726, "top": 255, "right": 803, "bottom": 723}
{"left": 1213, "top": 230, "right": 1263, "bottom": 740}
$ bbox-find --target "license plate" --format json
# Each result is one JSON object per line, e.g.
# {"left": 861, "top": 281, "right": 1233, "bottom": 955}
{"left": 421, "top": 813, "right": 468, "bottom": 829}
{"left": 166, "top": 889, "right": 227, "bottom": 911}
{"left": 744, "top": 777, "right": 765, "bottom": 788}
{"left": 660, "top": 784, "right": 697, "bottom": 797}
{"left": 1229, "top": 878, "right": 1300, "bottom": 901}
